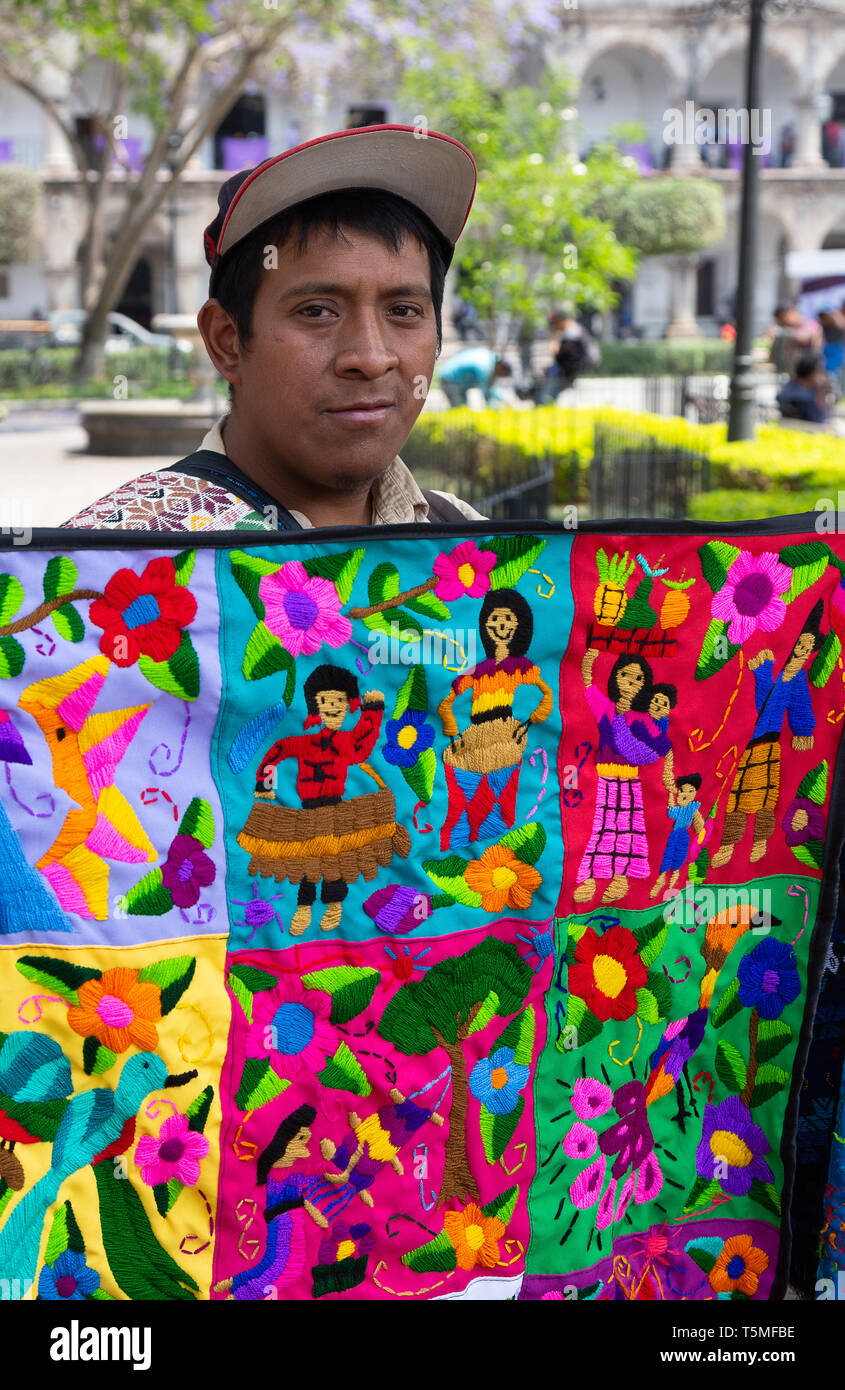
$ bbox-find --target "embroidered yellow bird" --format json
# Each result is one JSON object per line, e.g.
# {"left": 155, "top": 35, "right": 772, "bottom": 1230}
{"left": 18, "top": 655, "right": 156, "bottom": 920}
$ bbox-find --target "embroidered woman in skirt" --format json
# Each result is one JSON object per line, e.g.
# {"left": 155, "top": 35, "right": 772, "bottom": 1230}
{"left": 213, "top": 1104, "right": 327, "bottom": 1300}
{"left": 437, "top": 589, "right": 553, "bottom": 851}
{"left": 573, "top": 649, "right": 675, "bottom": 906}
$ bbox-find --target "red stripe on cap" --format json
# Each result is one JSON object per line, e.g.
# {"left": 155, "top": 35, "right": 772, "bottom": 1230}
{"left": 215, "top": 124, "right": 477, "bottom": 256}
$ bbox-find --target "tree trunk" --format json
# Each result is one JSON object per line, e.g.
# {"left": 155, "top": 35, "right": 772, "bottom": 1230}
{"left": 437, "top": 1038, "right": 479, "bottom": 1207}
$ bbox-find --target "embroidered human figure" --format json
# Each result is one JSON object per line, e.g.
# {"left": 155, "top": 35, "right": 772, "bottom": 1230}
{"left": 437, "top": 588, "right": 553, "bottom": 850}
{"left": 212, "top": 1104, "right": 327, "bottom": 1300}
{"left": 573, "top": 649, "right": 674, "bottom": 907}
{"left": 318, "top": 1087, "right": 444, "bottom": 1210}
{"left": 252, "top": 665, "right": 384, "bottom": 935}
{"left": 650, "top": 773, "right": 705, "bottom": 899}
{"left": 711, "top": 602, "right": 821, "bottom": 870}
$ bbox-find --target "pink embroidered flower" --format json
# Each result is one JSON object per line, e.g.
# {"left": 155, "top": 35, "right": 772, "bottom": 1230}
{"left": 571, "top": 1076, "right": 613, "bottom": 1121}
{"left": 259, "top": 561, "right": 351, "bottom": 658}
{"left": 135, "top": 1113, "right": 210, "bottom": 1188}
{"left": 569, "top": 1152, "right": 606, "bottom": 1209}
{"left": 562, "top": 1121, "right": 598, "bottom": 1160}
{"left": 246, "top": 975, "right": 338, "bottom": 1080}
{"left": 710, "top": 550, "right": 791, "bottom": 645}
{"left": 432, "top": 541, "right": 497, "bottom": 601}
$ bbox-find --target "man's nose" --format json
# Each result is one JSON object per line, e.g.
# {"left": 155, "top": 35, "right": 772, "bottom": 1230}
{"left": 334, "top": 307, "right": 399, "bottom": 377}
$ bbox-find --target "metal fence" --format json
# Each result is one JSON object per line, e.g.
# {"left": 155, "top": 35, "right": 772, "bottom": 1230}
{"left": 402, "top": 417, "right": 566, "bottom": 520}
{"left": 589, "top": 422, "right": 711, "bottom": 520}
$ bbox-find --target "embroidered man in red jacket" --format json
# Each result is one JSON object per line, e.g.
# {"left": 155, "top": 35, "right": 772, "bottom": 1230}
{"left": 255, "top": 665, "right": 384, "bottom": 934}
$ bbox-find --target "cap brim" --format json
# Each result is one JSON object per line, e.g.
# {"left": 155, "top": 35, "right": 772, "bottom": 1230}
{"left": 216, "top": 125, "right": 477, "bottom": 259}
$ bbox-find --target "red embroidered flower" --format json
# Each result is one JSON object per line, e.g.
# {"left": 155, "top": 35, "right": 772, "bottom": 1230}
{"left": 90, "top": 557, "right": 197, "bottom": 667}
{"left": 568, "top": 925, "right": 648, "bottom": 1023}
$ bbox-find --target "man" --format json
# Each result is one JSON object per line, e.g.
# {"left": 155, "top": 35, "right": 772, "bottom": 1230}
{"left": 64, "top": 125, "right": 484, "bottom": 531}
{"left": 777, "top": 352, "right": 830, "bottom": 425}
{"left": 437, "top": 347, "right": 513, "bottom": 408}
{"left": 768, "top": 303, "right": 823, "bottom": 379}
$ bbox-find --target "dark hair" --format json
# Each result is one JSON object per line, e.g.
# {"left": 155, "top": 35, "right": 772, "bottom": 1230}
{"left": 214, "top": 187, "right": 450, "bottom": 360}
{"left": 479, "top": 588, "right": 534, "bottom": 659}
{"left": 607, "top": 654, "right": 653, "bottom": 711}
{"left": 304, "top": 664, "right": 360, "bottom": 715}
{"left": 256, "top": 1103, "right": 317, "bottom": 1185}
{"left": 795, "top": 352, "right": 821, "bottom": 381}
{"left": 794, "top": 598, "right": 825, "bottom": 654}
{"left": 650, "top": 682, "right": 678, "bottom": 709}
{"left": 774, "top": 303, "right": 794, "bottom": 318}
{"left": 677, "top": 773, "right": 702, "bottom": 792}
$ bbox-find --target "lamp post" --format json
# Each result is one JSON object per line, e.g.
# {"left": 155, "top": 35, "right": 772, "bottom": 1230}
{"left": 727, "top": 0, "right": 765, "bottom": 441}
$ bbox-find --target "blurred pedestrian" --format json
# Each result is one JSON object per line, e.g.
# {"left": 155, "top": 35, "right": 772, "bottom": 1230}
{"left": 768, "top": 304, "right": 823, "bottom": 377}
{"left": 546, "top": 308, "right": 598, "bottom": 389}
{"left": 777, "top": 352, "right": 830, "bottom": 424}
{"left": 438, "top": 348, "right": 513, "bottom": 407}
{"left": 818, "top": 306, "right": 845, "bottom": 394}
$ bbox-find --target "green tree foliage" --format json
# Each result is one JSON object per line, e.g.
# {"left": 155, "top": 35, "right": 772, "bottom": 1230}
{"left": 596, "top": 177, "right": 726, "bottom": 257}
{"left": 0, "top": 167, "right": 39, "bottom": 267}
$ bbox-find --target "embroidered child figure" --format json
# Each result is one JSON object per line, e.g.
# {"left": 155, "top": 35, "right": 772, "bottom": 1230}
{"left": 650, "top": 773, "right": 705, "bottom": 899}
{"left": 711, "top": 601, "right": 821, "bottom": 870}
{"left": 319, "top": 1087, "right": 444, "bottom": 1209}
{"left": 437, "top": 588, "right": 553, "bottom": 851}
{"left": 249, "top": 665, "right": 385, "bottom": 936}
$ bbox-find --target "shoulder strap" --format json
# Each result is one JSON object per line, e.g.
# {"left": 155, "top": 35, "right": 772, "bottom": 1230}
{"left": 167, "top": 450, "right": 303, "bottom": 531}
{"left": 422, "top": 489, "right": 469, "bottom": 524}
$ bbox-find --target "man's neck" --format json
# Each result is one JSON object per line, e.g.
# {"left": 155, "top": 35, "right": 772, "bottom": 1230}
{"left": 220, "top": 414, "right": 375, "bottom": 528}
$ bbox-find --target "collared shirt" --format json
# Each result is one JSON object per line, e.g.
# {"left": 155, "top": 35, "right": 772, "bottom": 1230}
{"left": 63, "top": 414, "right": 484, "bottom": 531}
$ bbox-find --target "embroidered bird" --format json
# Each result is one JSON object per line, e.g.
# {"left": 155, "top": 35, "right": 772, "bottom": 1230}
{"left": 0, "top": 1051, "right": 196, "bottom": 1289}
{"left": 645, "top": 902, "right": 781, "bottom": 1108}
{"left": 0, "top": 1031, "right": 73, "bottom": 1193}
{"left": 18, "top": 655, "right": 156, "bottom": 920}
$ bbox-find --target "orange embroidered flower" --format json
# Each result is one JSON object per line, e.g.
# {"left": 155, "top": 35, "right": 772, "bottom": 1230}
{"left": 443, "top": 1203, "right": 506, "bottom": 1271}
{"left": 708, "top": 1233, "right": 769, "bottom": 1296}
{"left": 464, "top": 845, "right": 541, "bottom": 913}
{"left": 67, "top": 967, "right": 162, "bottom": 1054}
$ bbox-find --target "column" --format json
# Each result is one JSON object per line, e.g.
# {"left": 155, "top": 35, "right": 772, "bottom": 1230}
{"left": 665, "top": 254, "right": 701, "bottom": 338}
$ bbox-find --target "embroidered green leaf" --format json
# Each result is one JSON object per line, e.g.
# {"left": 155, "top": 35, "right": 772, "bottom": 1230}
{"left": 138, "top": 631, "right": 200, "bottom": 702}
{"left": 479, "top": 1096, "right": 523, "bottom": 1164}
{"left": 558, "top": 996, "right": 603, "bottom": 1048}
{"left": 795, "top": 760, "right": 828, "bottom": 805}
{"left": 715, "top": 1039, "right": 747, "bottom": 1094}
{"left": 0, "top": 574, "right": 24, "bottom": 625}
{"left": 698, "top": 540, "right": 740, "bottom": 594}
{"left": 172, "top": 549, "right": 197, "bottom": 586}
{"left": 485, "top": 536, "right": 545, "bottom": 589}
{"left": 711, "top": 976, "right": 742, "bottom": 1028}
{"left": 300, "top": 966, "right": 379, "bottom": 1025}
{"left": 234, "top": 1056, "right": 290, "bottom": 1112}
{"left": 755, "top": 1020, "right": 792, "bottom": 1063}
{"left": 82, "top": 1036, "right": 117, "bottom": 1076}
{"left": 363, "top": 608, "right": 423, "bottom": 641}
{"left": 810, "top": 632, "right": 840, "bottom": 688}
{"left": 749, "top": 1063, "right": 790, "bottom": 1108}
{"left": 401, "top": 1228, "right": 456, "bottom": 1273}
{"left": 0, "top": 635, "right": 25, "bottom": 679}
{"left": 50, "top": 603, "right": 85, "bottom": 644}
{"left": 93, "top": 1160, "right": 198, "bottom": 1299}
{"left": 495, "top": 1005, "right": 535, "bottom": 1067}
{"left": 394, "top": 664, "right": 427, "bottom": 718}
{"left": 44, "top": 1200, "right": 85, "bottom": 1266}
{"left": 779, "top": 541, "right": 830, "bottom": 600}
{"left": 43, "top": 556, "right": 77, "bottom": 602}
{"left": 749, "top": 1177, "right": 781, "bottom": 1217}
{"left": 119, "top": 867, "right": 173, "bottom": 917}
{"left": 177, "top": 797, "right": 214, "bottom": 848}
{"left": 303, "top": 548, "right": 364, "bottom": 604}
{"left": 500, "top": 821, "right": 546, "bottom": 866}
{"left": 482, "top": 1184, "right": 518, "bottom": 1225}
{"left": 683, "top": 1176, "right": 724, "bottom": 1215}
{"left": 695, "top": 617, "right": 742, "bottom": 681}
{"left": 230, "top": 555, "right": 268, "bottom": 618}
{"left": 632, "top": 912, "right": 670, "bottom": 969}
{"left": 317, "top": 1040, "right": 372, "bottom": 1096}
{"left": 137, "top": 956, "right": 197, "bottom": 1015}
{"left": 684, "top": 1241, "right": 719, "bottom": 1275}
{"left": 242, "top": 621, "right": 296, "bottom": 693}
{"left": 404, "top": 746, "right": 437, "bottom": 805}
{"left": 466, "top": 989, "right": 502, "bottom": 1037}
{"left": 16, "top": 955, "right": 100, "bottom": 1005}
{"left": 791, "top": 841, "right": 825, "bottom": 870}
{"left": 422, "top": 854, "right": 481, "bottom": 908}
{"left": 227, "top": 961, "right": 279, "bottom": 1025}
{"left": 404, "top": 588, "right": 451, "bottom": 620}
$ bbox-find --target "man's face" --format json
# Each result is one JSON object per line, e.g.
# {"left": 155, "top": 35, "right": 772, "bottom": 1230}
{"left": 485, "top": 607, "right": 519, "bottom": 649}
{"left": 230, "top": 226, "right": 437, "bottom": 492}
{"left": 315, "top": 688, "right": 350, "bottom": 729}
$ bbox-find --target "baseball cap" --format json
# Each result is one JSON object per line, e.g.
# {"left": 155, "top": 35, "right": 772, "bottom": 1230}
{"left": 203, "top": 124, "right": 477, "bottom": 295}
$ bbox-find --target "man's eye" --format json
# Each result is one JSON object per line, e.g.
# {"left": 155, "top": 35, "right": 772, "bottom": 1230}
{"left": 390, "top": 304, "right": 422, "bottom": 318}
{"left": 300, "top": 305, "right": 332, "bottom": 318}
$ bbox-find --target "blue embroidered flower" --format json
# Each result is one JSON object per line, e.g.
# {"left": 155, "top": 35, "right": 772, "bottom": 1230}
{"left": 469, "top": 1046, "right": 530, "bottom": 1115}
{"left": 39, "top": 1249, "right": 100, "bottom": 1301}
{"left": 736, "top": 938, "right": 801, "bottom": 1020}
{"left": 382, "top": 710, "right": 435, "bottom": 769}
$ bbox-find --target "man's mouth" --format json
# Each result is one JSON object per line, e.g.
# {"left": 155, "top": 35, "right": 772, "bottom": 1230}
{"left": 325, "top": 400, "right": 395, "bottom": 424}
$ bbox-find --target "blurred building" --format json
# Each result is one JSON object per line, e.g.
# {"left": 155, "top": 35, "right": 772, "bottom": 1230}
{"left": 1, "top": 1, "right": 845, "bottom": 339}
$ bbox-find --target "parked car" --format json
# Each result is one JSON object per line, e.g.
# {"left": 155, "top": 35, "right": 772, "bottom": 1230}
{"left": 48, "top": 310, "right": 192, "bottom": 354}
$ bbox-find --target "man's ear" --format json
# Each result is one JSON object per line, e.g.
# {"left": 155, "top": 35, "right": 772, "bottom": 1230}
{"left": 197, "top": 299, "right": 242, "bottom": 389}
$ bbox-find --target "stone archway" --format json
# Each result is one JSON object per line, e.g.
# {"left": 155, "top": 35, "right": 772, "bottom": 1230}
{"left": 576, "top": 43, "right": 680, "bottom": 171}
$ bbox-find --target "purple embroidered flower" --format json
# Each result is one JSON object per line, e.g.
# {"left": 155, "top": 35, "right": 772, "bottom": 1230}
{"left": 736, "top": 938, "right": 801, "bottom": 1021}
{"left": 695, "top": 1095, "right": 774, "bottom": 1196}
{"left": 598, "top": 1080, "right": 655, "bottom": 1179}
{"left": 363, "top": 884, "right": 431, "bottom": 935}
{"left": 161, "top": 834, "right": 215, "bottom": 909}
{"left": 782, "top": 797, "right": 826, "bottom": 847}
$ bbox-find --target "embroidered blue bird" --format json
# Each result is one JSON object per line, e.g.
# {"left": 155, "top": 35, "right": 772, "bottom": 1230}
{"left": 0, "top": 1051, "right": 195, "bottom": 1290}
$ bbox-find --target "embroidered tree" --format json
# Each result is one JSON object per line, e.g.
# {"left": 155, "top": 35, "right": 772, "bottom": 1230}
{"left": 378, "top": 936, "right": 532, "bottom": 1205}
